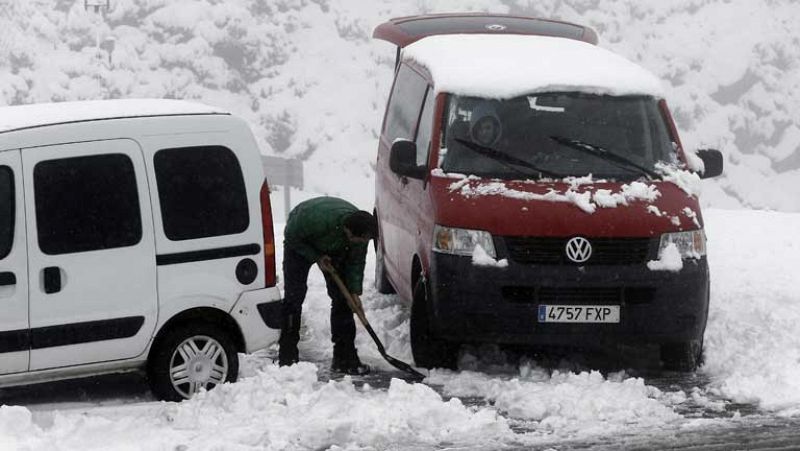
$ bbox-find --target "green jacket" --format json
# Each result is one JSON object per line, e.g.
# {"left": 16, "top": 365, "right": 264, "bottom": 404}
{"left": 284, "top": 197, "right": 368, "bottom": 294}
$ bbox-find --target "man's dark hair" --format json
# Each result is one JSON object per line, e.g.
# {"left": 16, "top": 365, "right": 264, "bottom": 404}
{"left": 344, "top": 211, "right": 378, "bottom": 239}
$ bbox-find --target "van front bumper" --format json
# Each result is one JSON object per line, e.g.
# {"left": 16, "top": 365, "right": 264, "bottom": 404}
{"left": 428, "top": 252, "right": 709, "bottom": 349}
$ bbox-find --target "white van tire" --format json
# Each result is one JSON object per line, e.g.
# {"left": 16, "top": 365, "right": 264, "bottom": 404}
{"left": 147, "top": 323, "right": 239, "bottom": 401}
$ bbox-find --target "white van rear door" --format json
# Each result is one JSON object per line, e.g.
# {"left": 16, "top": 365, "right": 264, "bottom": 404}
{"left": 22, "top": 139, "right": 158, "bottom": 371}
{"left": 0, "top": 150, "right": 29, "bottom": 374}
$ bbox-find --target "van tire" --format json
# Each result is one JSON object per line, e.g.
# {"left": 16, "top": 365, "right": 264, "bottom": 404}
{"left": 374, "top": 240, "right": 396, "bottom": 294}
{"left": 147, "top": 323, "right": 239, "bottom": 401}
{"left": 660, "top": 339, "right": 703, "bottom": 372}
{"left": 410, "top": 277, "right": 458, "bottom": 369}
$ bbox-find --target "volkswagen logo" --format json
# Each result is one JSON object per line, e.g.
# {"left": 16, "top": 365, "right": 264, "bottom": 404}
{"left": 485, "top": 24, "right": 507, "bottom": 31}
{"left": 565, "top": 237, "right": 592, "bottom": 263}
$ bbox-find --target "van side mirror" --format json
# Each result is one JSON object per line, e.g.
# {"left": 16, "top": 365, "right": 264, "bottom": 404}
{"left": 389, "top": 140, "right": 427, "bottom": 180}
{"left": 695, "top": 149, "right": 723, "bottom": 179}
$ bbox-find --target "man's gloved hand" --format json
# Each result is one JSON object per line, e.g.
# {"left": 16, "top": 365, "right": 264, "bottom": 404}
{"left": 317, "top": 255, "right": 334, "bottom": 273}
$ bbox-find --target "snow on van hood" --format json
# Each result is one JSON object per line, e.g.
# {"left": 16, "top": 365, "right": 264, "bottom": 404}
{"left": 431, "top": 170, "right": 703, "bottom": 236}
{"left": 402, "top": 35, "right": 665, "bottom": 99}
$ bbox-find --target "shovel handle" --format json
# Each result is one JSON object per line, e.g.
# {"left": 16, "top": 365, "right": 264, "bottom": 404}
{"left": 327, "top": 269, "right": 426, "bottom": 380}
{"left": 329, "top": 271, "right": 369, "bottom": 325}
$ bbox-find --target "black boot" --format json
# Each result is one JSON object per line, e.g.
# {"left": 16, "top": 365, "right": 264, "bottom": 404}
{"left": 331, "top": 346, "right": 370, "bottom": 376}
{"left": 278, "top": 312, "right": 301, "bottom": 367}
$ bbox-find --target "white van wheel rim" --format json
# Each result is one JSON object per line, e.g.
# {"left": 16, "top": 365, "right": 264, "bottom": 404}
{"left": 169, "top": 335, "right": 229, "bottom": 399}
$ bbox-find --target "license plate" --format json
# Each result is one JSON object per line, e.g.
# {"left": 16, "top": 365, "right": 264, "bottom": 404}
{"left": 538, "top": 305, "right": 620, "bottom": 323}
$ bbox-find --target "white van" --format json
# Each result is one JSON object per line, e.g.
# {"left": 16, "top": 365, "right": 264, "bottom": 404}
{"left": 0, "top": 99, "right": 283, "bottom": 401}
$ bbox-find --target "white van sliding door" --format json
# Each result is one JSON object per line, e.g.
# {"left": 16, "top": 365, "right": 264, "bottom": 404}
{"left": 0, "top": 150, "right": 29, "bottom": 374}
{"left": 22, "top": 139, "right": 158, "bottom": 371}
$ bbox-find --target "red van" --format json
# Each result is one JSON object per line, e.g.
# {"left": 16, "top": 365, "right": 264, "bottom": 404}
{"left": 372, "top": 14, "right": 723, "bottom": 371}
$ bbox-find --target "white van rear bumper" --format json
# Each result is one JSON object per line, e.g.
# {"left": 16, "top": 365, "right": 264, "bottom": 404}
{"left": 229, "top": 287, "right": 282, "bottom": 353}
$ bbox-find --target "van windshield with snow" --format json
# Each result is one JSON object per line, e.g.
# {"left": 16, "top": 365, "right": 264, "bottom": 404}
{"left": 440, "top": 93, "right": 677, "bottom": 180}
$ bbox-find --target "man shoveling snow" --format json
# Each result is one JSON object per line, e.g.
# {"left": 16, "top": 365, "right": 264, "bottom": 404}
{"left": 278, "top": 197, "right": 377, "bottom": 375}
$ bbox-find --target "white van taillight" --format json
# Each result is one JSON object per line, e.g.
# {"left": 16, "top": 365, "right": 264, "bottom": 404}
{"left": 260, "top": 181, "right": 277, "bottom": 287}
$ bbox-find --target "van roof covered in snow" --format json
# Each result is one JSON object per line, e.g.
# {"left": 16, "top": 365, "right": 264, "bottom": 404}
{"left": 373, "top": 13, "right": 598, "bottom": 48}
{"left": 401, "top": 34, "right": 665, "bottom": 99}
{"left": 0, "top": 99, "right": 228, "bottom": 134}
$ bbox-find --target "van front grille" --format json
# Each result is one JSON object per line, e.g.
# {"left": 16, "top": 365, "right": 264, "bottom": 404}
{"left": 503, "top": 237, "right": 653, "bottom": 265}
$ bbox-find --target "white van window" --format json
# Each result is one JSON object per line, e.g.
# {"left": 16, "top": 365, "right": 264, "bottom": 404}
{"left": 154, "top": 146, "right": 249, "bottom": 241}
{"left": 384, "top": 64, "right": 429, "bottom": 143}
{"left": 0, "top": 166, "right": 13, "bottom": 259}
{"left": 34, "top": 154, "right": 142, "bottom": 255}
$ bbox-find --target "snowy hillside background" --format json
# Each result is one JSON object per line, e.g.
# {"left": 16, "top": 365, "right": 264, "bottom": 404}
{"left": 1, "top": 0, "right": 798, "bottom": 217}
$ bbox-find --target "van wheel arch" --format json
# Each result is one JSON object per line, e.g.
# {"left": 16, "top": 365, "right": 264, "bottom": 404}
{"left": 149, "top": 307, "right": 245, "bottom": 360}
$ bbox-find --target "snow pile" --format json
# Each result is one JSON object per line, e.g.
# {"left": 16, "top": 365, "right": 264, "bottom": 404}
{"left": 0, "top": 364, "right": 514, "bottom": 450}
{"left": 427, "top": 366, "right": 682, "bottom": 438}
{"left": 592, "top": 181, "right": 661, "bottom": 208}
{"left": 702, "top": 209, "right": 800, "bottom": 413}
{"left": 448, "top": 178, "right": 597, "bottom": 213}
{"left": 472, "top": 244, "right": 509, "bottom": 268}
{"left": 656, "top": 163, "right": 703, "bottom": 197}
{"left": 403, "top": 34, "right": 664, "bottom": 99}
{"left": 646, "top": 242, "right": 683, "bottom": 272}
{"left": 3, "top": 209, "right": 800, "bottom": 448}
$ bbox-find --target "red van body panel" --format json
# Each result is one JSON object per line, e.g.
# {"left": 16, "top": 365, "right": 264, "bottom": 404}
{"left": 429, "top": 177, "right": 703, "bottom": 238}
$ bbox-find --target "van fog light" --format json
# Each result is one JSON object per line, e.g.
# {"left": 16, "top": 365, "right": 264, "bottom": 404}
{"left": 658, "top": 230, "right": 706, "bottom": 259}
{"left": 434, "top": 225, "right": 496, "bottom": 258}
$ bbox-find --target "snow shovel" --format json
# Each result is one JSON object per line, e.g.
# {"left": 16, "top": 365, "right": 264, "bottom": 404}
{"left": 328, "top": 270, "right": 426, "bottom": 381}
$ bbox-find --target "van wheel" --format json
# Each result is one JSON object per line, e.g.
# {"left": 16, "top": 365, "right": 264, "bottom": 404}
{"left": 660, "top": 339, "right": 703, "bottom": 372}
{"left": 410, "top": 277, "right": 458, "bottom": 369}
{"left": 374, "top": 240, "right": 395, "bottom": 294}
{"left": 147, "top": 323, "right": 239, "bottom": 401}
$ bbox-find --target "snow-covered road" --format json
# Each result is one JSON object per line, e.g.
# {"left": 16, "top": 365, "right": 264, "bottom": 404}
{"left": 1, "top": 208, "right": 799, "bottom": 450}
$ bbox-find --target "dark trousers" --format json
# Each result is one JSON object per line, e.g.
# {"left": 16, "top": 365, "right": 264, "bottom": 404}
{"left": 278, "top": 248, "right": 356, "bottom": 365}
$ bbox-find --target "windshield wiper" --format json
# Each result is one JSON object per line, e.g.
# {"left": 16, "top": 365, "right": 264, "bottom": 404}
{"left": 454, "top": 138, "right": 564, "bottom": 179}
{"left": 549, "top": 135, "right": 659, "bottom": 179}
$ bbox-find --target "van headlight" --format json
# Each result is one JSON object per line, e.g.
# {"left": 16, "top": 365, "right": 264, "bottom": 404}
{"left": 658, "top": 230, "right": 706, "bottom": 259}
{"left": 433, "top": 225, "right": 496, "bottom": 258}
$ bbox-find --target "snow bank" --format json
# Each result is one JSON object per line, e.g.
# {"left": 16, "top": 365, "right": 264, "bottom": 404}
{"left": 5, "top": 209, "right": 800, "bottom": 449}
{"left": 0, "top": 364, "right": 514, "bottom": 450}
{"left": 702, "top": 209, "right": 800, "bottom": 413}
{"left": 403, "top": 34, "right": 665, "bottom": 99}
{"left": 427, "top": 366, "right": 682, "bottom": 439}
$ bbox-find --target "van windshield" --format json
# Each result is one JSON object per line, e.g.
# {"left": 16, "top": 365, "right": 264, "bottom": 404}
{"left": 440, "top": 93, "right": 677, "bottom": 180}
